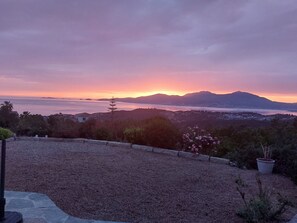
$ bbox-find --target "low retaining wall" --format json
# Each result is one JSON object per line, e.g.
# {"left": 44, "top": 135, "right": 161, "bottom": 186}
{"left": 8, "top": 137, "right": 230, "bottom": 166}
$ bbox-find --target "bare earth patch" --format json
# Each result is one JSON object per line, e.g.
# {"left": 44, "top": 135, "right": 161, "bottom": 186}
{"left": 5, "top": 140, "right": 297, "bottom": 223}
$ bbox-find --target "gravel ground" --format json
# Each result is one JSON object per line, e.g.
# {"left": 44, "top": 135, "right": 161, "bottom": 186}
{"left": 5, "top": 140, "right": 297, "bottom": 223}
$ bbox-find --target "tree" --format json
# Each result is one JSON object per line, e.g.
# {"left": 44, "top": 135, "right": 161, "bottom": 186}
{"left": 108, "top": 97, "right": 117, "bottom": 122}
{"left": 1, "top": 101, "right": 13, "bottom": 112}
{"left": 107, "top": 97, "right": 117, "bottom": 139}
{"left": 0, "top": 101, "right": 19, "bottom": 130}
{"left": 48, "top": 114, "right": 79, "bottom": 138}
{"left": 79, "top": 119, "right": 97, "bottom": 138}
{"left": 17, "top": 111, "right": 48, "bottom": 136}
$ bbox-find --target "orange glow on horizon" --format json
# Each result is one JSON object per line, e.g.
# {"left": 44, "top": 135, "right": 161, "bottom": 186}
{"left": 1, "top": 90, "right": 296, "bottom": 103}
{"left": 261, "top": 94, "right": 297, "bottom": 103}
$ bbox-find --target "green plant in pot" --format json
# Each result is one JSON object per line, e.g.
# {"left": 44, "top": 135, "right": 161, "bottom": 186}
{"left": 256, "top": 144, "right": 275, "bottom": 174}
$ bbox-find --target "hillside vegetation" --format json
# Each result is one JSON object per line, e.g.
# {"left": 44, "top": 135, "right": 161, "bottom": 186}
{"left": 1, "top": 101, "right": 297, "bottom": 184}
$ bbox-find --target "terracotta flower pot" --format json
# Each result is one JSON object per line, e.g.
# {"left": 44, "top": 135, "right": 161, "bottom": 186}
{"left": 256, "top": 158, "right": 275, "bottom": 174}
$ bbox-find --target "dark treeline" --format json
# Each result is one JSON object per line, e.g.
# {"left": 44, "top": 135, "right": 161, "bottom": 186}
{"left": 0, "top": 101, "right": 181, "bottom": 149}
{"left": 1, "top": 101, "right": 297, "bottom": 184}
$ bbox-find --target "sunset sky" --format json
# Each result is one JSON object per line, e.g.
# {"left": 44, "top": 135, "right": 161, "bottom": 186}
{"left": 0, "top": 0, "right": 296, "bottom": 102}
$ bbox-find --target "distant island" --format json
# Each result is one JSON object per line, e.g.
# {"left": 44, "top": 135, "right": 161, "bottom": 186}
{"left": 42, "top": 97, "right": 58, "bottom": 99}
{"left": 99, "top": 91, "right": 297, "bottom": 111}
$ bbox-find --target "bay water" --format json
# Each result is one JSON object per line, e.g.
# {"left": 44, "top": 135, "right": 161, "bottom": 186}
{"left": 0, "top": 96, "right": 296, "bottom": 116}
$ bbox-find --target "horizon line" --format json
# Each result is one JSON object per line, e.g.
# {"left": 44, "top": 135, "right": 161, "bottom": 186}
{"left": 1, "top": 90, "right": 297, "bottom": 104}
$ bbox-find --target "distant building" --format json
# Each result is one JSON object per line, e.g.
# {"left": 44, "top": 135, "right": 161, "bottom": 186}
{"left": 77, "top": 116, "right": 89, "bottom": 123}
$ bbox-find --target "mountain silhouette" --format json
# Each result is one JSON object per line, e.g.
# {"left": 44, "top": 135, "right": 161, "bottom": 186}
{"left": 99, "top": 91, "right": 297, "bottom": 110}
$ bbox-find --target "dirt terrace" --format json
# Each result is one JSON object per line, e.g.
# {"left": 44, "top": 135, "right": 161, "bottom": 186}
{"left": 5, "top": 140, "right": 297, "bottom": 223}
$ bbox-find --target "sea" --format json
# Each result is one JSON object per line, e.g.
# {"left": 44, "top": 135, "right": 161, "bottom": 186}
{"left": 0, "top": 96, "right": 297, "bottom": 116}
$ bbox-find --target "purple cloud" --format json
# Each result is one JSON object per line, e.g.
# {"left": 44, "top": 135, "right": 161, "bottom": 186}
{"left": 0, "top": 0, "right": 296, "bottom": 100}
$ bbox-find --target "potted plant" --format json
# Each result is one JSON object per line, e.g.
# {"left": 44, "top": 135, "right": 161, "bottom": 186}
{"left": 256, "top": 144, "right": 275, "bottom": 174}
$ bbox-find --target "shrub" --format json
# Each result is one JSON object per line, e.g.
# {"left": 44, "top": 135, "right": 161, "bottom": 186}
{"left": 227, "top": 146, "right": 262, "bottom": 169}
{"left": 142, "top": 116, "right": 180, "bottom": 149}
{"left": 183, "top": 126, "right": 220, "bottom": 156}
{"left": 236, "top": 175, "right": 293, "bottom": 222}
{"left": 95, "top": 127, "right": 112, "bottom": 140}
{"left": 124, "top": 127, "right": 144, "bottom": 144}
{"left": 273, "top": 145, "right": 297, "bottom": 184}
{"left": 0, "top": 128, "right": 13, "bottom": 140}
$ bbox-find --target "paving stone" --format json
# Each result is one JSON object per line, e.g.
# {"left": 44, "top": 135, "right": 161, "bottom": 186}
{"left": 15, "top": 207, "right": 45, "bottom": 219}
{"left": 210, "top": 156, "right": 230, "bottom": 165}
{"left": 42, "top": 208, "right": 69, "bottom": 223}
{"left": 24, "top": 217, "right": 47, "bottom": 223}
{"left": 178, "top": 152, "right": 209, "bottom": 161}
{"left": 5, "top": 191, "right": 30, "bottom": 199}
{"left": 177, "top": 151, "right": 196, "bottom": 158}
{"left": 5, "top": 191, "right": 121, "bottom": 223}
{"left": 107, "top": 141, "right": 131, "bottom": 148}
{"left": 195, "top": 154, "right": 210, "bottom": 162}
{"left": 27, "top": 193, "right": 56, "bottom": 208}
{"left": 34, "top": 199, "right": 57, "bottom": 208}
{"left": 85, "top": 139, "right": 107, "bottom": 145}
{"left": 131, "top": 144, "right": 153, "bottom": 152}
{"left": 6, "top": 199, "right": 34, "bottom": 209}
{"left": 72, "top": 138, "right": 87, "bottom": 143}
{"left": 152, "top": 148, "right": 178, "bottom": 157}
{"left": 28, "top": 193, "right": 48, "bottom": 202}
{"left": 64, "top": 216, "right": 94, "bottom": 223}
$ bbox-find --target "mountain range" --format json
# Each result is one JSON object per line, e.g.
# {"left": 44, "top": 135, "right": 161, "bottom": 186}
{"left": 99, "top": 91, "right": 297, "bottom": 111}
